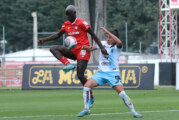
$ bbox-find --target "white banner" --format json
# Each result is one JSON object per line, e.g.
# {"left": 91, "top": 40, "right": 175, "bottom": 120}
{"left": 170, "top": 0, "right": 179, "bottom": 9}
{"left": 176, "top": 63, "right": 179, "bottom": 90}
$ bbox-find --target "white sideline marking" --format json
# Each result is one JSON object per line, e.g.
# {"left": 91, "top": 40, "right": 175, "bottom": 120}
{"left": 0, "top": 110, "right": 179, "bottom": 119}
{"left": 92, "top": 110, "right": 179, "bottom": 116}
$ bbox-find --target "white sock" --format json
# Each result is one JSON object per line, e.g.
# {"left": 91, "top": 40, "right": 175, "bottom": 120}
{"left": 119, "top": 91, "right": 136, "bottom": 115}
{"left": 83, "top": 87, "right": 91, "bottom": 110}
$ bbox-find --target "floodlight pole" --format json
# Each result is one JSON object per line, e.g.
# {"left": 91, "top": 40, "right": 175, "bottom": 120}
{"left": 2, "top": 26, "right": 5, "bottom": 56}
{"left": 139, "top": 41, "right": 142, "bottom": 54}
{"left": 125, "top": 22, "right": 128, "bottom": 52}
{"left": 0, "top": 26, "right": 7, "bottom": 68}
{"left": 32, "top": 12, "right": 38, "bottom": 49}
{"left": 0, "top": 26, "right": 6, "bottom": 57}
{"left": 159, "top": 0, "right": 178, "bottom": 62}
{"left": 32, "top": 12, "right": 38, "bottom": 61}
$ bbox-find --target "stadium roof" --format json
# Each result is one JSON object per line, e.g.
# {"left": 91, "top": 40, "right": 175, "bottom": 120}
{"left": 0, "top": 48, "right": 56, "bottom": 61}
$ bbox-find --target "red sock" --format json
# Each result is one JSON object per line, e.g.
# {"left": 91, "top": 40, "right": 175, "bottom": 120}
{"left": 90, "top": 90, "right": 94, "bottom": 99}
{"left": 59, "top": 57, "right": 70, "bottom": 65}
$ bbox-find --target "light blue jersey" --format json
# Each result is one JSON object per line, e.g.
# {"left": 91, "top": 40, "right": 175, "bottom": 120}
{"left": 97, "top": 41, "right": 122, "bottom": 72}
{"left": 91, "top": 41, "right": 123, "bottom": 87}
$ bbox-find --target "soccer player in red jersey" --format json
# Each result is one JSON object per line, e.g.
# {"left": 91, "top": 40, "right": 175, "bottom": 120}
{"left": 38, "top": 5, "right": 108, "bottom": 108}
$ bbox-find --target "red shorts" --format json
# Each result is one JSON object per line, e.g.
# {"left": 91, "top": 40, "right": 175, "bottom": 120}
{"left": 71, "top": 48, "right": 91, "bottom": 61}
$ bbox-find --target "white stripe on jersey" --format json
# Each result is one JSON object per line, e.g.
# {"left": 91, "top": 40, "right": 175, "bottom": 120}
{"left": 96, "top": 41, "right": 122, "bottom": 72}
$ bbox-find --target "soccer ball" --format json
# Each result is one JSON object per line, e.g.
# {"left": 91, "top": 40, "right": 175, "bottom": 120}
{"left": 64, "top": 36, "right": 77, "bottom": 49}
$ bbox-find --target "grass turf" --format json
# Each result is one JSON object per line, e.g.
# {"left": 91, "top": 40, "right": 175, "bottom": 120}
{"left": 0, "top": 86, "right": 179, "bottom": 120}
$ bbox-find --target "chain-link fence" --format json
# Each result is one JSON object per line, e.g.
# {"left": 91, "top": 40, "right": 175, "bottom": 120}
{"left": 0, "top": 67, "right": 23, "bottom": 90}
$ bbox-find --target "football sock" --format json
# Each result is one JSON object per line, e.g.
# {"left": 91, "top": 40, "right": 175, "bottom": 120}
{"left": 59, "top": 56, "right": 70, "bottom": 65}
{"left": 119, "top": 91, "right": 136, "bottom": 115}
{"left": 90, "top": 90, "right": 94, "bottom": 99}
{"left": 83, "top": 87, "right": 90, "bottom": 110}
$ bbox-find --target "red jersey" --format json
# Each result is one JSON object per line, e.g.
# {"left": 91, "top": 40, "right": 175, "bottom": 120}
{"left": 60, "top": 18, "right": 90, "bottom": 50}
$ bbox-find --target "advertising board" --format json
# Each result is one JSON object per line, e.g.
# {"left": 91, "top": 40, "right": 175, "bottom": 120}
{"left": 22, "top": 64, "right": 154, "bottom": 90}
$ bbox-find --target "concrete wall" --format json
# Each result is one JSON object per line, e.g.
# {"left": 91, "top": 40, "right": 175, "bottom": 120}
{"left": 176, "top": 63, "right": 179, "bottom": 90}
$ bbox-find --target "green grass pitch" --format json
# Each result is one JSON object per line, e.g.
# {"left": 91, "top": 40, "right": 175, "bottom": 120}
{"left": 0, "top": 86, "right": 179, "bottom": 120}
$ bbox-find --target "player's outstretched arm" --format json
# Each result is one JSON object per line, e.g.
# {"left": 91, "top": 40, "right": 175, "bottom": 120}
{"left": 87, "top": 28, "right": 109, "bottom": 57}
{"left": 82, "top": 45, "right": 97, "bottom": 51}
{"left": 101, "top": 27, "right": 122, "bottom": 48}
{"left": 38, "top": 31, "right": 65, "bottom": 45}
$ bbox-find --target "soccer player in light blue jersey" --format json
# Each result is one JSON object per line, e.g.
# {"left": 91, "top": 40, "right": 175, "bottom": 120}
{"left": 77, "top": 27, "right": 142, "bottom": 118}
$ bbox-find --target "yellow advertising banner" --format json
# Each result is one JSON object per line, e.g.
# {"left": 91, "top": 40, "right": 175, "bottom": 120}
{"left": 22, "top": 64, "right": 154, "bottom": 89}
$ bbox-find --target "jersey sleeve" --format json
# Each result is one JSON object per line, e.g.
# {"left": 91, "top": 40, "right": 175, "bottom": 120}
{"left": 79, "top": 20, "right": 91, "bottom": 31}
{"left": 115, "top": 44, "right": 123, "bottom": 52}
{"left": 60, "top": 23, "right": 66, "bottom": 32}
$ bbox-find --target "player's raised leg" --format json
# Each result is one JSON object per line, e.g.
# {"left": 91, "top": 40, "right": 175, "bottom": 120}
{"left": 50, "top": 45, "right": 76, "bottom": 72}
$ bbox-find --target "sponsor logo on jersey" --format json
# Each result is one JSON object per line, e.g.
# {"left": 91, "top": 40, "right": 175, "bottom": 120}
{"left": 68, "top": 31, "right": 79, "bottom": 35}
{"left": 80, "top": 50, "right": 86, "bottom": 57}
{"left": 101, "top": 61, "right": 111, "bottom": 66}
{"left": 75, "top": 26, "right": 78, "bottom": 29}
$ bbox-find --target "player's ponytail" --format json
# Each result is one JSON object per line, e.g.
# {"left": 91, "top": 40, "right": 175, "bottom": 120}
{"left": 110, "top": 29, "right": 119, "bottom": 47}
{"left": 110, "top": 29, "right": 119, "bottom": 38}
